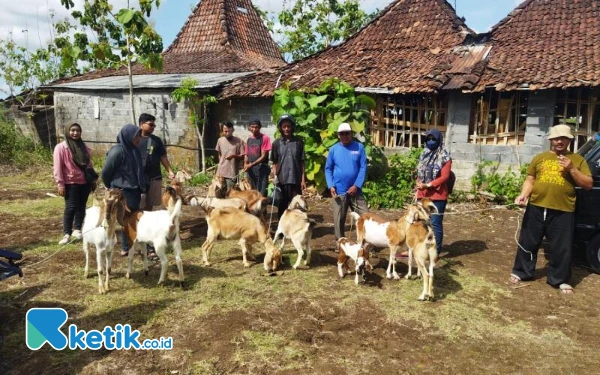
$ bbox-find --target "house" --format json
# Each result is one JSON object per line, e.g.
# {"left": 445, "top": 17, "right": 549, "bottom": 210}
{"left": 222, "top": 0, "right": 600, "bottom": 186}
{"left": 45, "top": 0, "right": 285, "bottom": 169}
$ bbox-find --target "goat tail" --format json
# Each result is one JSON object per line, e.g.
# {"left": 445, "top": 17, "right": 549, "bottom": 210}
{"left": 349, "top": 211, "right": 361, "bottom": 224}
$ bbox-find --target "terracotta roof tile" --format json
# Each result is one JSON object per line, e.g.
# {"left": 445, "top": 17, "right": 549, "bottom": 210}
{"left": 476, "top": 0, "right": 600, "bottom": 91}
{"left": 221, "top": 0, "right": 473, "bottom": 98}
{"left": 51, "top": 0, "right": 284, "bottom": 85}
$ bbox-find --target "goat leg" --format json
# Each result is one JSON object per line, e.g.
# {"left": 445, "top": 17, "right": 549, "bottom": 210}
{"left": 156, "top": 245, "right": 168, "bottom": 285}
{"left": 240, "top": 238, "right": 251, "bottom": 267}
{"left": 83, "top": 240, "right": 90, "bottom": 279}
{"left": 304, "top": 237, "right": 312, "bottom": 266}
{"left": 291, "top": 238, "right": 304, "bottom": 269}
{"left": 173, "top": 236, "right": 185, "bottom": 288}
{"left": 96, "top": 247, "right": 107, "bottom": 294}
{"left": 125, "top": 244, "right": 136, "bottom": 279}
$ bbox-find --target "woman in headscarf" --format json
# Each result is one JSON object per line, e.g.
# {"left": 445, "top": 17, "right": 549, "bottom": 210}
{"left": 102, "top": 124, "right": 147, "bottom": 256}
{"left": 53, "top": 122, "right": 94, "bottom": 245}
{"left": 414, "top": 129, "right": 453, "bottom": 255}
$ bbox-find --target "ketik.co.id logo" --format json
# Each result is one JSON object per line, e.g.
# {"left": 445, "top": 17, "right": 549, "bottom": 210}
{"left": 26, "top": 308, "right": 173, "bottom": 351}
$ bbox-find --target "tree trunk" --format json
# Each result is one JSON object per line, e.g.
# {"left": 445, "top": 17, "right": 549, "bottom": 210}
{"left": 127, "top": 40, "right": 136, "bottom": 125}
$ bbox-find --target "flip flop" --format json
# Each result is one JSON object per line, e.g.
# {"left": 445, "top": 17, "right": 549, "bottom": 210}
{"left": 559, "top": 283, "right": 574, "bottom": 294}
{"left": 509, "top": 274, "right": 521, "bottom": 284}
{"left": 147, "top": 251, "right": 160, "bottom": 262}
{"left": 120, "top": 250, "right": 129, "bottom": 257}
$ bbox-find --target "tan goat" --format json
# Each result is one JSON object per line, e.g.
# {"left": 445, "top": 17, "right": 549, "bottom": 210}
{"left": 272, "top": 195, "right": 315, "bottom": 269}
{"left": 350, "top": 199, "right": 437, "bottom": 280}
{"left": 227, "top": 186, "right": 269, "bottom": 220}
{"left": 405, "top": 220, "right": 438, "bottom": 301}
{"left": 200, "top": 207, "right": 281, "bottom": 271}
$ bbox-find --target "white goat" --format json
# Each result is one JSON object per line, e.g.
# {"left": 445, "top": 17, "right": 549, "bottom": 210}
{"left": 124, "top": 187, "right": 184, "bottom": 286}
{"left": 350, "top": 199, "right": 437, "bottom": 280}
{"left": 336, "top": 237, "right": 373, "bottom": 285}
{"left": 272, "top": 195, "right": 315, "bottom": 269}
{"left": 81, "top": 188, "right": 124, "bottom": 294}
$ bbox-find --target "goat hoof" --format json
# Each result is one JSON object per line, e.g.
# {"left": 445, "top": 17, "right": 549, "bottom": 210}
{"left": 84, "top": 272, "right": 88, "bottom": 279}
{"left": 145, "top": 271, "right": 149, "bottom": 276}
{"left": 179, "top": 281, "right": 186, "bottom": 289}
{"left": 125, "top": 273, "right": 131, "bottom": 279}
{"left": 203, "top": 262, "right": 211, "bottom": 267}
{"left": 243, "top": 262, "right": 251, "bottom": 268}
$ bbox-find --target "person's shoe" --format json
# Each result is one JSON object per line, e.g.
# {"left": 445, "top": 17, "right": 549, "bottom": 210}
{"left": 71, "top": 230, "right": 83, "bottom": 240}
{"left": 58, "top": 234, "right": 70, "bottom": 245}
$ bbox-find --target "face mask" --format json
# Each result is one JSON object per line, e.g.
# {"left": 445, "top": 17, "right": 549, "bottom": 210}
{"left": 425, "top": 139, "right": 440, "bottom": 150}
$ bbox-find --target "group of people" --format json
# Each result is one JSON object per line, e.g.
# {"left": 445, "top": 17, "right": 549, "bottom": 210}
{"left": 54, "top": 114, "right": 591, "bottom": 294}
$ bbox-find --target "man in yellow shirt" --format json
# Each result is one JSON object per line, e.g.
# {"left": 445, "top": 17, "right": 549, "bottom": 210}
{"left": 510, "top": 125, "right": 592, "bottom": 294}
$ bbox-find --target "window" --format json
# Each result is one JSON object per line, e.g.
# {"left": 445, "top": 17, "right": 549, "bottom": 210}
{"left": 369, "top": 94, "right": 447, "bottom": 148}
{"left": 470, "top": 90, "right": 528, "bottom": 145}
{"left": 553, "top": 87, "right": 600, "bottom": 150}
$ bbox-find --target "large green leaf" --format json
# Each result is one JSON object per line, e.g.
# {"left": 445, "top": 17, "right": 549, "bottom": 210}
{"left": 307, "top": 94, "right": 328, "bottom": 109}
{"left": 356, "top": 94, "right": 376, "bottom": 109}
{"left": 116, "top": 9, "right": 136, "bottom": 24}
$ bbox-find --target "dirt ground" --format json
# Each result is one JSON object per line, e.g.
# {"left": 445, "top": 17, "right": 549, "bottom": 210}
{"left": 1, "top": 185, "right": 600, "bottom": 374}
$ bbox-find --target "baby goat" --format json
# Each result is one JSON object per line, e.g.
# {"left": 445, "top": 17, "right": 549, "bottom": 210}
{"left": 200, "top": 207, "right": 281, "bottom": 272}
{"left": 227, "top": 187, "right": 269, "bottom": 220}
{"left": 273, "top": 195, "right": 315, "bottom": 269}
{"left": 336, "top": 237, "right": 373, "bottom": 285}
{"left": 350, "top": 199, "right": 437, "bottom": 280}
{"left": 123, "top": 187, "right": 184, "bottom": 286}
{"left": 81, "top": 188, "right": 124, "bottom": 294}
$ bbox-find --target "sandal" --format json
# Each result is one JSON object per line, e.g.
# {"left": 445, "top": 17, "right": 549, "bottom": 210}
{"left": 509, "top": 274, "right": 521, "bottom": 284}
{"left": 120, "top": 250, "right": 129, "bottom": 257}
{"left": 559, "top": 283, "right": 574, "bottom": 294}
{"left": 147, "top": 251, "right": 160, "bottom": 262}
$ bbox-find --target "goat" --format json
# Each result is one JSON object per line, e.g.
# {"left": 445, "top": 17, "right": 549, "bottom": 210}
{"left": 238, "top": 177, "right": 252, "bottom": 191}
{"left": 162, "top": 179, "right": 184, "bottom": 208}
{"left": 336, "top": 237, "right": 373, "bottom": 285}
{"left": 207, "top": 176, "right": 226, "bottom": 198}
{"left": 227, "top": 186, "right": 269, "bottom": 220}
{"left": 189, "top": 196, "right": 247, "bottom": 212}
{"left": 350, "top": 199, "right": 437, "bottom": 280}
{"left": 200, "top": 207, "right": 281, "bottom": 271}
{"left": 123, "top": 187, "right": 185, "bottom": 286}
{"left": 81, "top": 188, "right": 124, "bottom": 294}
{"left": 272, "top": 195, "right": 315, "bottom": 269}
{"left": 405, "top": 221, "right": 438, "bottom": 301}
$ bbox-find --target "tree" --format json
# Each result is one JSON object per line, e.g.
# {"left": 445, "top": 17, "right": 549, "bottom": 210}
{"left": 261, "top": 0, "right": 376, "bottom": 62}
{"left": 171, "top": 78, "right": 217, "bottom": 173}
{"left": 59, "top": 0, "right": 163, "bottom": 124}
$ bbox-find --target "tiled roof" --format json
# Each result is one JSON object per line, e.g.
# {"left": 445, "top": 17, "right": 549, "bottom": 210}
{"left": 49, "top": 0, "right": 284, "bottom": 86}
{"left": 220, "top": 0, "right": 474, "bottom": 98}
{"left": 475, "top": 0, "right": 600, "bottom": 91}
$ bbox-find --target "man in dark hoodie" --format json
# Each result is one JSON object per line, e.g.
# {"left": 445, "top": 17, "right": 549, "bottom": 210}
{"left": 102, "top": 124, "right": 147, "bottom": 257}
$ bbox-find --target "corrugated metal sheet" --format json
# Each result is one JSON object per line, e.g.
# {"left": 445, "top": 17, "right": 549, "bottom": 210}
{"left": 446, "top": 45, "right": 491, "bottom": 74}
{"left": 47, "top": 72, "right": 255, "bottom": 91}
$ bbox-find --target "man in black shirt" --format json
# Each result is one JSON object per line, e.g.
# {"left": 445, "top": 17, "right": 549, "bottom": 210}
{"left": 270, "top": 114, "right": 306, "bottom": 218}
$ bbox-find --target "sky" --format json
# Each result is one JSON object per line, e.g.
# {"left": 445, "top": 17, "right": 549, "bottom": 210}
{"left": 0, "top": 0, "right": 525, "bottom": 97}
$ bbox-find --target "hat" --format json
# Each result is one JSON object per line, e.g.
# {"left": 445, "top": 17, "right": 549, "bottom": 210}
{"left": 277, "top": 114, "right": 295, "bottom": 131}
{"left": 337, "top": 123, "right": 352, "bottom": 133}
{"left": 548, "top": 124, "right": 574, "bottom": 140}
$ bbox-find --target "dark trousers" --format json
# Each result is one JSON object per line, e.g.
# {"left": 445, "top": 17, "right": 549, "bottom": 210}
{"left": 63, "top": 184, "right": 92, "bottom": 235}
{"left": 247, "top": 164, "right": 270, "bottom": 197}
{"left": 332, "top": 194, "right": 368, "bottom": 240}
{"left": 430, "top": 200, "right": 447, "bottom": 254}
{"left": 275, "top": 184, "right": 301, "bottom": 218}
{"left": 512, "top": 204, "right": 574, "bottom": 287}
{"left": 120, "top": 188, "right": 142, "bottom": 252}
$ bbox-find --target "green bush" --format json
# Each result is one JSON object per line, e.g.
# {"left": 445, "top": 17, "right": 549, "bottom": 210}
{"left": 0, "top": 112, "right": 51, "bottom": 168}
{"left": 188, "top": 173, "right": 212, "bottom": 187}
{"left": 362, "top": 149, "right": 421, "bottom": 209}
{"left": 471, "top": 161, "right": 527, "bottom": 203}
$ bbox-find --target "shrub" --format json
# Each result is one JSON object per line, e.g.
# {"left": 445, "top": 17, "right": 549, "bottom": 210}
{"left": 471, "top": 161, "right": 527, "bottom": 203}
{"left": 0, "top": 111, "right": 51, "bottom": 168}
{"left": 362, "top": 149, "right": 421, "bottom": 209}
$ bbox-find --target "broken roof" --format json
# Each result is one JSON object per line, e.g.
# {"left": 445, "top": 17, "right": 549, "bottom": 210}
{"left": 220, "top": 0, "right": 475, "bottom": 98}
{"left": 48, "top": 0, "right": 285, "bottom": 87}
{"left": 475, "top": 0, "right": 600, "bottom": 91}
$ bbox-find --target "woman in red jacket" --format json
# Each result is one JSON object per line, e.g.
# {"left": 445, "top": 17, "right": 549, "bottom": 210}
{"left": 415, "top": 129, "right": 452, "bottom": 254}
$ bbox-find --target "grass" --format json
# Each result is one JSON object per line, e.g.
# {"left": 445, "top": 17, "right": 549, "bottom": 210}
{"left": 2, "top": 173, "right": 600, "bottom": 374}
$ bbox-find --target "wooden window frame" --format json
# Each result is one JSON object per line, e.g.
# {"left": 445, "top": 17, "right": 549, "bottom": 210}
{"left": 470, "top": 90, "right": 528, "bottom": 145}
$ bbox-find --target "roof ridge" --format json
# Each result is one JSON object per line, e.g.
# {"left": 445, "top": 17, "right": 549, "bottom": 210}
{"left": 488, "top": 0, "right": 536, "bottom": 34}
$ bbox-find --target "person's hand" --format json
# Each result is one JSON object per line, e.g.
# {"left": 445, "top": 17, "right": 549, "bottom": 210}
{"left": 58, "top": 186, "right": 65, "bottom": 196}
{"left": 558, "top": 155, "right": 574, "bottom": 175}
{"left": 226, "top": 154, "right": 235, "bottom": 161}
{"left": 243, "top": 162, "right": 251, "bottom": 172}
{"left": 301, "top": 180, "right": 307, "bottom": 191}
{"left": 416, "top": 182, "right": 428, "bottom": 190}
{"left": 347, "top": 185, "right": 358, "bottom": 196}
{"left": 273, "top": 175, "right": 279, "bottom": 186}
{"left": 168, "top": 170, "right": 175, "bottom": 180}
{"left": 514, "top": 194, "right": 528, "bottom": 206}
{"left": 330, "top": 187, "right": 337, "bottom": 198}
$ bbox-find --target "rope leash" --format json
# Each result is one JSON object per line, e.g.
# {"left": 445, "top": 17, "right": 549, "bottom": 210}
{"left": 21, "top": 225, "right": 105, "bottom": 270}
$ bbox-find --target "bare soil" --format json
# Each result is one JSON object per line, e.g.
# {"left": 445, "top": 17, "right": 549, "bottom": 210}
{"left": 1, "top": 185, "right": 599, "bottom": 375}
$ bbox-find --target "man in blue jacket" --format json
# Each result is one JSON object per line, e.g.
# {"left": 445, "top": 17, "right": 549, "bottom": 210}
{"left": 325, "top": 122, "right": 368, "bottom": 240}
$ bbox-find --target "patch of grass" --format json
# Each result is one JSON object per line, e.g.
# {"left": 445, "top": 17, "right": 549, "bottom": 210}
{"left": 190, "top": 357, "right": 222, "bottom": 375}
{"left": 0, "top": 196, "right": 64, "bottom": 217}
{"left": 0, "top": 169, "right": 55, "bottom": 191}
{"left": 232, "top": 330, "right": 308, "bottom": 372}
